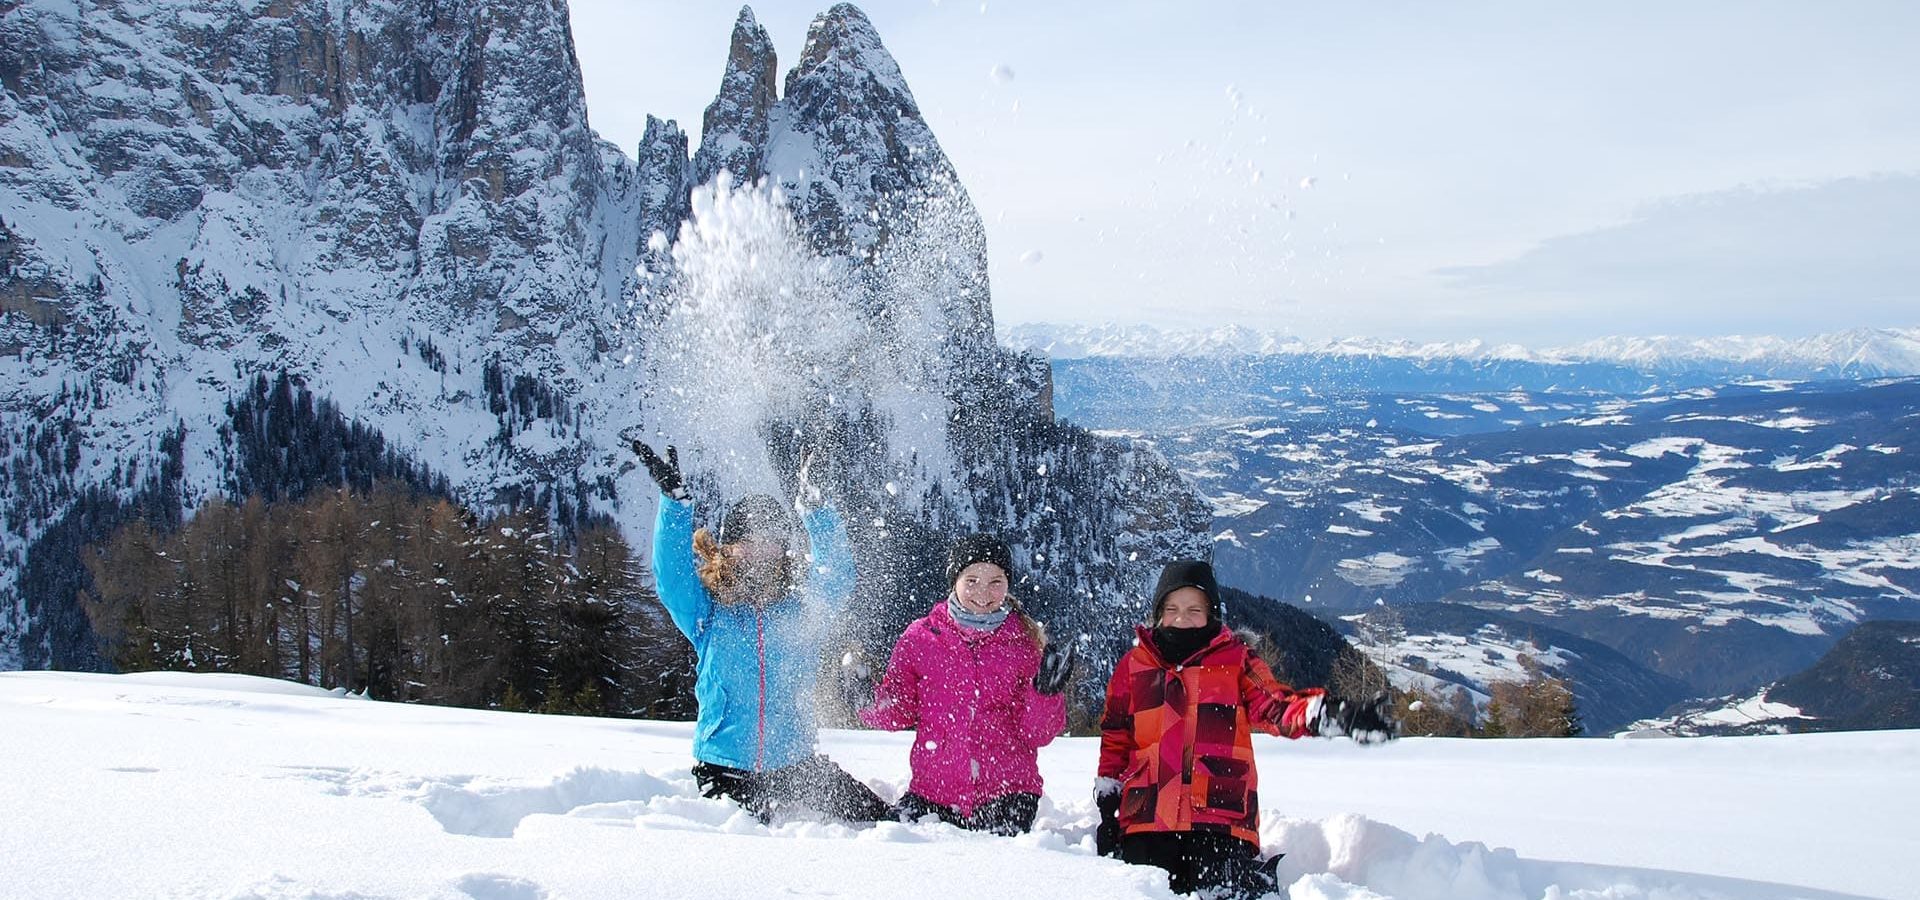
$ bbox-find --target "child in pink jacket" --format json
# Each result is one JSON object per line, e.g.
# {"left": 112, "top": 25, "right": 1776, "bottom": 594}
{"left": 858, "top": 534, "right": 1077, "bottom": 833}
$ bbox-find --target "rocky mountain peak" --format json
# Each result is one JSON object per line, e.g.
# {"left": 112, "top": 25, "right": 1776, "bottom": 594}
{"left": 786, "top": 3, "right": 914, "bottom": 116}
{"left": 635, "top": 114, "right": 693, "bottom": 255}
{"left": 672, "top": 4, "right": 995, "bottom": 374}
{"left": 692, "top": 6, "right": 778, "bottom": 187}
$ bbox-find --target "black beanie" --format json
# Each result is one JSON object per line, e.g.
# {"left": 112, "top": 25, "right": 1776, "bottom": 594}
{"left": 1150, "top": 559, "right": 1222, "bottom": 624}
{"left": 945, "top": 533, "right": 1013, "bottom": 585}
{"left": 719, "top": 494, "right": 794, "bottom": 544}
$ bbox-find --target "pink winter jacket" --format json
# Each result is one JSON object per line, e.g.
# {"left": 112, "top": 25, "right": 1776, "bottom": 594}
{"left": 860, "top": 600, "right": 1068, "bottom": 815}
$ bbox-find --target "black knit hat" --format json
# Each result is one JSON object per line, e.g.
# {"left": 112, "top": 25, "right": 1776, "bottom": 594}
{"left": 1150, "top": 559, "right": 1222, "bottom": 624}
{"left": 719, "top": 494, "right": 794, "bottom": 544}
{"left": 945, "top": 533, "right": 1013, "bottom": 585}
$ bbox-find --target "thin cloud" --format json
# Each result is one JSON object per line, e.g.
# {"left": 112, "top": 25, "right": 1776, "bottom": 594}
{"left": 1436, "top": 175, "right": 1920, "bottom": 336}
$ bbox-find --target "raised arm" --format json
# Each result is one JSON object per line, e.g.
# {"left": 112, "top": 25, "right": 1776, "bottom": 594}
{"left": 800, "top": 504, "right": 856, "bottom": 613}
{"left": 1019, "top": 635, "right": 1072, "bottom": 747}
{"left": 1241, "top": 653, "right": 1325, "bottom": 739}
{"left": 651, "top": 494, "right": 711, "bottom": 641}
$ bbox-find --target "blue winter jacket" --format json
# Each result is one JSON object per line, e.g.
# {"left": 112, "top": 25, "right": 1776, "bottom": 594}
{"left": 652, "top": 493, "right": 857, "bottom": 772}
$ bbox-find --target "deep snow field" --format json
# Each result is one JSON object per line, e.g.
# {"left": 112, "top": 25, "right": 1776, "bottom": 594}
{"left": 2, "top": 671, "right": 1911, "bottom": 900}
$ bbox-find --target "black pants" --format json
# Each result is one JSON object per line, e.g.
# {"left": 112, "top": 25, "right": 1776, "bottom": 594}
{"left": 1119, "top": 830, "right": 1278, "bottom": 899}
{"left": 893, "top": 791, "right": 1040, "bottom": 835}
{"left": 692, "top": 755, "right": 892, "bottom": 824}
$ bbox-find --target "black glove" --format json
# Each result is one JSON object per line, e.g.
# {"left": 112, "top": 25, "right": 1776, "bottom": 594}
{"left": 1319, "top": 692, "right": 1398, "bottom": 744}
{"left": 1034, "top": 638, "right": 1079, "bottom": 696}
{"left": 837, "top": 648, "right": 875, "bottom": 715}
{"left": 1094, "top": 779, "right": 1121, "bottom": 858}
{"left": 630, "top": 441, "right": 686, "bottom": 501}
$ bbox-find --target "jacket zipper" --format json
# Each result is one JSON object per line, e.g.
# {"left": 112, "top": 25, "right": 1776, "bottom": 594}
{"left": 965, "top": 637, "right": 983, "bottom": 783}
{"left": 1179, "top": 662, "right": 1198, "bottom": 785}
{"left": 756, "top": 609, "right": 767, "bottom": 771}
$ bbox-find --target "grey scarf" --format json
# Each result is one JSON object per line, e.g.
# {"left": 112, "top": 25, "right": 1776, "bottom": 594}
{"left": 947, "top": 592, "right": 1010, "bottom": 632}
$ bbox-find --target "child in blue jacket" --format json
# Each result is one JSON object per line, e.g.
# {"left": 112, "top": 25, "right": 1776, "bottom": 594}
{"left": 632, "top": 441, "right": 889, "bottom": 823}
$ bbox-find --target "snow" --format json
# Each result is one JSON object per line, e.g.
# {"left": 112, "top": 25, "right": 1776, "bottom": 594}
{"left": 1435, "top": 537, "right": 1502, "bottom": 573}
{"left": 644, "top": 174, "right": 965, "bottom": 502}
{"left": 1340, "top": 499, "right": 1402, "bottom": 523}
{"left": 1211, "top": 493, "right": 1271, "bottom": 517}
{"left": 1335, "top": 552, "right": 1418, "bottom": 588}
{"left": 1353, "top": 625, "right": 1579, "bottom": 709}
{"left": 1627, "top": 688, "right": 1813, "bottom": 735}
{"left": 2, "top": 671, "right": 1907, "bottom": 899}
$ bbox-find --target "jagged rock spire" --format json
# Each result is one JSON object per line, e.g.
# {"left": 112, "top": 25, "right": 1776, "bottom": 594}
{"left": 692, "top": 6, "right": 778, "bottom": 187}
{"left": 636, "top": 114, "right": 693, "bottom": 254}
{"left": 785, "top": 3, "right": 917, "bottom": 119}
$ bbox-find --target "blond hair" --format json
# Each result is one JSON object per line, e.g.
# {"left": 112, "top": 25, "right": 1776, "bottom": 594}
{"left": 693, "top": 526, "right": 797, "bottom": 605}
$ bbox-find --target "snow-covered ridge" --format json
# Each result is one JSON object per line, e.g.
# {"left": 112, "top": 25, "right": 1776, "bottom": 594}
{"left": 1005, "top": 322, "right": 1920, "bottom": 376}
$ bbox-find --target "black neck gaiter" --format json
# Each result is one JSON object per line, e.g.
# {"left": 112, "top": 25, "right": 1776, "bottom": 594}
{"left": 1152, "top": 624, "right": 1217, "bottom": 665}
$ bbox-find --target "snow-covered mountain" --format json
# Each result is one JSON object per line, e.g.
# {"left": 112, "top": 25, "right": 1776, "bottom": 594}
{"left": 0, "top": 2, "right": 1208, "bottom": 671}
{"left": 1006, "top": 322, "right": 1920, "bottom": 381}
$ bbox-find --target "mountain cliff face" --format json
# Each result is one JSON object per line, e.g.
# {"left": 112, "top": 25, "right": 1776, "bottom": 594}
{"left": 686, "top": 6, "right": 997, "bottom": 376}
{"left": 0, "top": 1, "right": 1210, "bottom": 670}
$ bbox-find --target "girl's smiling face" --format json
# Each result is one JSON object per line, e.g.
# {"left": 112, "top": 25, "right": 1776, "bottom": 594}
{"left": 952, "top": 562, "right": 1009, "bottom": 614}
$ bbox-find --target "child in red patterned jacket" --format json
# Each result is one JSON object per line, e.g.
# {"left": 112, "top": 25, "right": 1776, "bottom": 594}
{"left": 1094, "top": 560, "right": 1395, "bottom": 899}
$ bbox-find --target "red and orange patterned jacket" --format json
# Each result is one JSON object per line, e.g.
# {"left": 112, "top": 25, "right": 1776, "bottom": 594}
{"left": 1096, "top": 624, "right": 1324, "bottom": 846}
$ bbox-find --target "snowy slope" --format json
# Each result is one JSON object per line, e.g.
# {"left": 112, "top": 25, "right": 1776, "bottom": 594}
{"left": 2, "top": 671, "right": 1909, "bottom": 900}
{"left": 1634, "top": 620, "right": 1920, "bottom": 735}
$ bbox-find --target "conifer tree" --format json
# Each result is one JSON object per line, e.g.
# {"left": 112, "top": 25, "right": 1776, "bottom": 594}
{"left": 78, "top": 479, "right": 702, "bottom": 718}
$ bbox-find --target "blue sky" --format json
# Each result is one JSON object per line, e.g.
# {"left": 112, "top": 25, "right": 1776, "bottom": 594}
{"left": 566, "top": 1, "right": 1919, "bottom": 345}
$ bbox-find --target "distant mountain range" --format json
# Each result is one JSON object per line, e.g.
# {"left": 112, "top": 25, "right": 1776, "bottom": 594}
{"left": 1006, "top": 323, "right": 1920, "bottom": 380}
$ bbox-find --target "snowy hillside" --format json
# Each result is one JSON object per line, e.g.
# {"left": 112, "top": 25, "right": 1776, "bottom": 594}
{"left": 3, "top": 670, "right": 1909, "bottom": 899}
{"left": 1635, "top": 620, "right": 1920, "bottom": 735}
{"left": 1337, "top": 603, "right": 1690, "bottom": 734}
